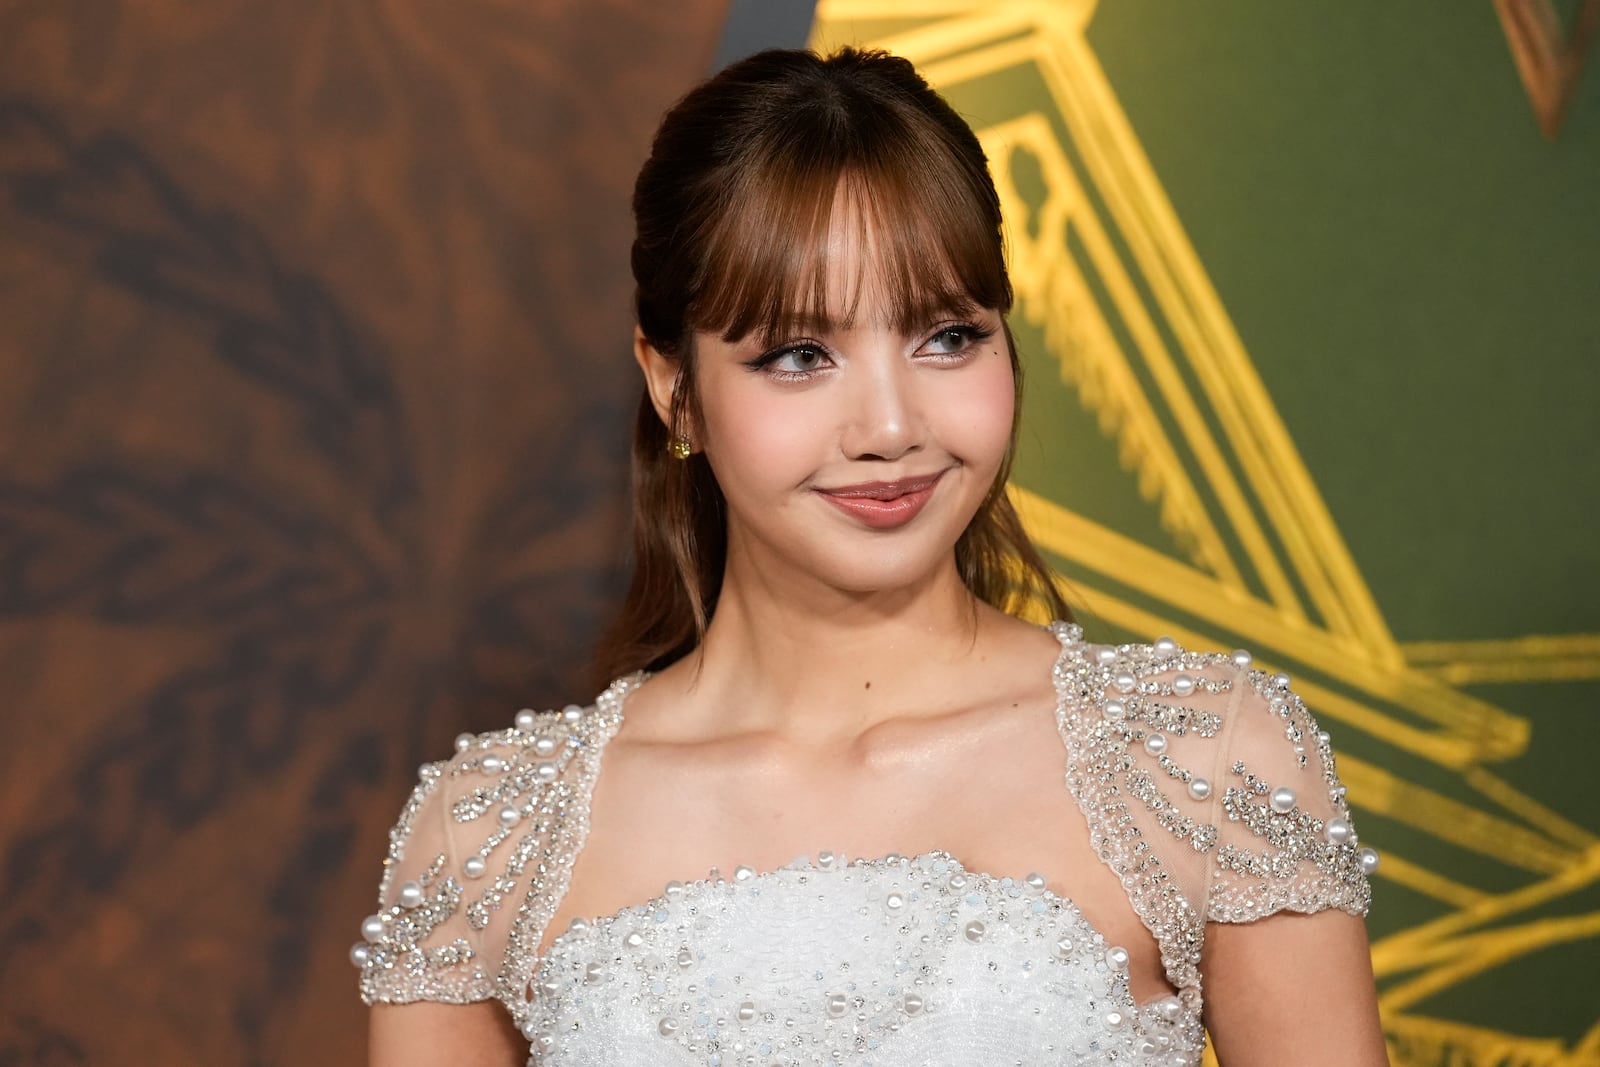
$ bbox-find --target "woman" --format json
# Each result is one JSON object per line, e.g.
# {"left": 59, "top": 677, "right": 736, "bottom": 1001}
{"left": 355, "top": 47, "right": 1388, "bottom": 1066}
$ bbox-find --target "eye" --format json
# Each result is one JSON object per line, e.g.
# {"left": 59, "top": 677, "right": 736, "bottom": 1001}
{"left": 771, "top": 345, "right": 828, "bottom": 374}
{"left": 918, "top": 323, "right": 994, "bottom": 359}
{"left": 745, "top": 341, "right": 833, "bottom": 381}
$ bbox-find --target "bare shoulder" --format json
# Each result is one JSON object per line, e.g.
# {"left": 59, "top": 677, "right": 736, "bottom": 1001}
{"left": 974, "top": 605, "right": 1068, "bottom": 669}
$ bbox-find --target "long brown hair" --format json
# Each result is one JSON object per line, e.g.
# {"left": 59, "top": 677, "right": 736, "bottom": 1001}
{"left": 592, "top": 47, "right": 1070, "bottom": 684}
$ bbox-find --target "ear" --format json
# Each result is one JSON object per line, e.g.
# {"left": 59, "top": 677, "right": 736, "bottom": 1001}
{"left": 634, "top": 325, "right": 683, "bottom": 436}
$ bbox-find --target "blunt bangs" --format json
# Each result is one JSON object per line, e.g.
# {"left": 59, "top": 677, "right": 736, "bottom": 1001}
{"left": 685, "top": 94, "right": 1011, "bottom": 345}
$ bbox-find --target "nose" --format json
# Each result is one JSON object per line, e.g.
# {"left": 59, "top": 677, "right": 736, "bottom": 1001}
{"left": 839, "top": 353, "right": 921, "bottom": 462}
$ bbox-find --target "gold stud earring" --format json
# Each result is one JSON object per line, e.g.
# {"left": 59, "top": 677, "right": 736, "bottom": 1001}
{"left": 669, "top": 433, "right": 693, "bottom": 459}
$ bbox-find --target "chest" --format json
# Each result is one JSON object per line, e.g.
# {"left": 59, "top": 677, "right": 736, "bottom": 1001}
{"left": 542, "top": 702, "right": 1169, "bottom": 1002}
{"left": 574, "top": 704, "right": 1060, "bottom": 884}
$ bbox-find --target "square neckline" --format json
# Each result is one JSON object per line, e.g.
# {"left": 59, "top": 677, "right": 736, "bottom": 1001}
{"left": 528, "top": 622, "right": 1180, "bottom": 1010}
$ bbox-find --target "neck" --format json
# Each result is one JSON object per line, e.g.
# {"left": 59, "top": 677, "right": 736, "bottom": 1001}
{"left": 670, "top": 544, "right": 994, "bottom": 741}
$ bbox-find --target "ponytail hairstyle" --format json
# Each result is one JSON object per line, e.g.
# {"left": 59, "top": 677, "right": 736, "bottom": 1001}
{"left": 593, "top": 47, "right": 1070, "bottom": 684}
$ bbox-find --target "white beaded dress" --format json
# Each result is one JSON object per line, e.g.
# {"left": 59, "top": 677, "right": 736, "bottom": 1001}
{"left": 354, "top": 623, "right": 1374, "bottom": 1066}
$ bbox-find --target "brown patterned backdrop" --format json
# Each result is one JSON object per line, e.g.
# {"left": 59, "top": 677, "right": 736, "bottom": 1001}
{"left": 0, "top": 3, "right": 728, "bottom": 1063}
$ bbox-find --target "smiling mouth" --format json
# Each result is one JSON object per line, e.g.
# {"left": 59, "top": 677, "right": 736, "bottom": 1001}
{"left": 817, "top": 472, "right": 945, "bottom": 501}
{"left": 814, "top": 471, "right": 947, "bottom": 529}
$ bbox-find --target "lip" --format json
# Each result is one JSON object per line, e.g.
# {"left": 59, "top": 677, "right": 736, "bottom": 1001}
{"left": 815, "top": 470, "right": 947, "bottom": 530}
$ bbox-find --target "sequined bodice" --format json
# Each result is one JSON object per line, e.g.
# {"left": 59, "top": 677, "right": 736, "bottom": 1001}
{"left": 528, "top": 851, "right": 1197, "bottom": 1066}
{"left": 356, "top": 624, "right": 1374, "bottom": 1067}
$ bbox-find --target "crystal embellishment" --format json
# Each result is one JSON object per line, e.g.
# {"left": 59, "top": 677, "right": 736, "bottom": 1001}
{"left": 356, "top": 624, "right": 1371, "bottom": 1066}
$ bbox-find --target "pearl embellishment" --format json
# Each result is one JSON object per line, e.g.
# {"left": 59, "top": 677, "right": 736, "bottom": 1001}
{"left": 360, "top": 630, "right": 1370, "bottom": 1066}
{"left": 1269, "top": 787, "right": 1297, "bottom": 814}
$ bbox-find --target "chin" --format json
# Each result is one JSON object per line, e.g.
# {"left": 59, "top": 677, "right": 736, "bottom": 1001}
{"left": 805, "top": 532, "right": 966, "bottom": 598}
{"left": 727, "top": 489, "right": 990, "bottom": 599}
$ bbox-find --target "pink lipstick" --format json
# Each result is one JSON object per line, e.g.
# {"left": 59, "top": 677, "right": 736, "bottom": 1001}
{"left": 815, "top": 471, "right": 945, "bottom": 530}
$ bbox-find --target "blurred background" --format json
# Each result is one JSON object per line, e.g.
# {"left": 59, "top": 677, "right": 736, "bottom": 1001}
{"left": 1, "top": 1, "right": 1595, "bottom": 1064}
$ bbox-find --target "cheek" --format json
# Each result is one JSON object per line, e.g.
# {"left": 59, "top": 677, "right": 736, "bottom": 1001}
{"left": 937, "top": 353, "right": 1016, "bottom": 464}
{"left": 697, "top": 377, "right": 823, "bottom": 490}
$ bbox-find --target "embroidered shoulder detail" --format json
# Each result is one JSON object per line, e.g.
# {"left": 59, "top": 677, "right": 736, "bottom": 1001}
{"left": 1049, "top": 623, "right": 1373, "bottom": 998}
{"left": 353, "top": 675, "right": 640, "bottom": 1026}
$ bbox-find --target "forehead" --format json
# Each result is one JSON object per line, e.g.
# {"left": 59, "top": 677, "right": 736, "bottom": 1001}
{"left": 756, "top": 180, "right": 977, "bottom": 342}
{"left": 803, "top": 194, "right": 944, "bottom": 330}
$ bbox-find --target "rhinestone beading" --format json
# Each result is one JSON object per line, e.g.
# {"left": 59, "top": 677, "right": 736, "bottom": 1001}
{"left": 356, "top": 624, "right": 1371, "bottom": 1067}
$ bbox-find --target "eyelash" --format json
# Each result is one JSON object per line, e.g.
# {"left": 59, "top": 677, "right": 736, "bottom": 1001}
{"left": 744, "top": 322, "right": 995, "bottom": 383}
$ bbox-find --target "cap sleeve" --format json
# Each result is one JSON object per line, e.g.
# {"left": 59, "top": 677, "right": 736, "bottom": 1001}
{"left": 353, "top": 692, "right": 629, "bottom": 1023}
{"left": 1203, "top": 663, "right": 1374, "bottom": 923}
{"left": 1051, "top": 624, "right": 1374, "bottom": 999}
{"left": 354, "top": 748, "right": 499, "bottom": 1005}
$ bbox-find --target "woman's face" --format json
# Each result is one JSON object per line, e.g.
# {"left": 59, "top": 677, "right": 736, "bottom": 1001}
{"left": 689, "top": 220, "right": 1017, "bottom": 600}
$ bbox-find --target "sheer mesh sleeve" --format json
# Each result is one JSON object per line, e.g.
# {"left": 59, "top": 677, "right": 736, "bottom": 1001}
{"left": 354, "top": 749, "right": 500, "bottom": 1005}
{"left": 1203, "top": 664, "right": 1373, "bottom": 923}
{"left": 353, "top": 688, "right": 631, "bottom": 1024}
{"left": 1051, "top": 624, "right": 1373, "bottom": 1001}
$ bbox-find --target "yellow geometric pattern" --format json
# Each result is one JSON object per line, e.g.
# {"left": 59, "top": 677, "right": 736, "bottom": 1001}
{"left": 810, "top": 3, "right": 1600, "bottom": 1064}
